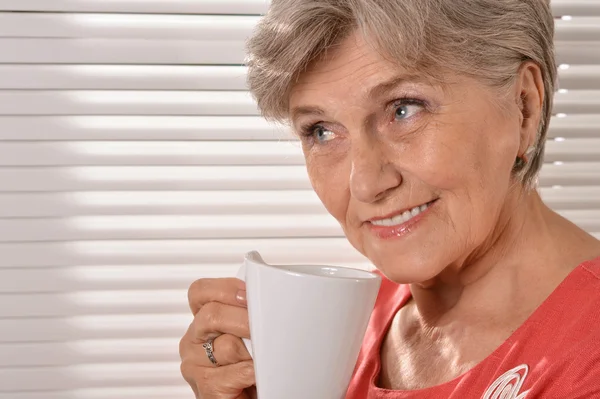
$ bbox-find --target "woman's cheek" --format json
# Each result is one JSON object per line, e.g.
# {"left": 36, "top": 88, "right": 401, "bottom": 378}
{"left": 306, "top": 158, "right": 351, "bottom": 221}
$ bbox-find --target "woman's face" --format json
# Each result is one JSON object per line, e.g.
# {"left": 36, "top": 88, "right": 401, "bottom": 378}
{"left": 289, "top": 33, "right": 537, "bottom": 284}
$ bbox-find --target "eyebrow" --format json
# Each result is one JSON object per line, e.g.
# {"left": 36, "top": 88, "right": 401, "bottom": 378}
{"left": 367, "top": 73, "right": 425, "bottom": 100}
{"left": 289, "top": 73, "right": 427, "bottom": 122}
{"left": 290, "top": 105, "right": 326, "bottom": 123}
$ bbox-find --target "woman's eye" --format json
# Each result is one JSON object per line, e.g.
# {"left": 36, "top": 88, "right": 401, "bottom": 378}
{"left": 394, "top": 103, "right": 423, "bottom": 121}
{"left": 312, "top": 126, "right": 336, "bottom": 143}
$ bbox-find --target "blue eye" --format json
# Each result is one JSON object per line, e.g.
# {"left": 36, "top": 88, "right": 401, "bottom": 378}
{"left": 312, "top": 125, "right": 336, "bottom": 143}
{"left": 394, "top": 103, "right": 423, "bottom": 121}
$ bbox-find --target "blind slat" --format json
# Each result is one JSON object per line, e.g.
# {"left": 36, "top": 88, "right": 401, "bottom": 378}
{"left": 555, "top": 18, "right": 600, "bottom": 41}
{"left": 0, "top": 314, "right": 191, "bottom": 343}
{"left": 0, "top": 91, "right": 258, "bottom": 116}
{"left": 539, "top": 186, "right": 600, "bottom": 209}
{"left": 539, "top": 162, "right": 600, "bottom": 186}
{"left": 558, "top": 65, "right": 600, "bottom": 89}
{"left": 552, "top": 0, "right": 600, "bottom": 16}
{"left": 0, "top": 13, "right": 258, "bottom": 40}
{"left": 0, "top": 39, "right": 245, "bottom": 65}
{"left": 0, "top": 190, "right": 324, "bottom": 217}
{"left": 544, "top": 139, "right": 600, "bottom": 162}
{"left": 0, "top": 141, "right": 303, "bottom": 166}
{"left": 0, "top": 291, "right": 188, "bottom": 318}
{"left": 0, "top": 166, "right": 313, "bottom": 191}
{"left": 553, "top": 90, "right": 600, "bottom": 113}
{"left": 0, "top": 214, "right": 344, "bottom": 242}
{"left": 0, "top": 386, "right": 190, "bottom": 399}
{"left": 556, "top": 41, "right": 600, "bottom": 64}
{"left": 0, "top": 265, "right": 239, "bottom": 293}
{"left": 0, "top": 238, "right": 367, "bottom": 269}
{"left": 0, "top": 339, "right": 181, "bottom": 367}
{"left": 0, "top": 0, "right": 269, "bottom": 15}
{"left": 0, "top": 65, "right": 249, "bottom": 91}
{"left": 0, "top": 116, "right": 286, "bottom": 141}
{"left": 548, "top": 114, "right": 600, "bottom": 138}
{"left": 0, "top": 362, "right": 183, "bottom": 392}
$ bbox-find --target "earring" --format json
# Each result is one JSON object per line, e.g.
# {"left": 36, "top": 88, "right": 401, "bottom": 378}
{"left": 514, "top": 145, "right": 536, "bottom": 171}
{"left": 514, "top": 156, "right": 527, "bottom": 170}
{"left": 523, "top": 145, "right": 536, "bottom": 163}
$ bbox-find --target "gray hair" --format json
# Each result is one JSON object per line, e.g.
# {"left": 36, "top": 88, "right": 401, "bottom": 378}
{"left": 246, "top": 0, "right": 557, "bottom": 187}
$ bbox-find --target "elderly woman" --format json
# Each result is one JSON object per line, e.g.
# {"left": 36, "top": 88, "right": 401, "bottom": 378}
{"left": 180, "top": 0, "right": 600, "bottom": 398}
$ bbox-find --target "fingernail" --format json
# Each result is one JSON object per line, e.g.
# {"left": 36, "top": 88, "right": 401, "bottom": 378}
{"left": 236, "top": 290, "right": 247, "bottom": 305}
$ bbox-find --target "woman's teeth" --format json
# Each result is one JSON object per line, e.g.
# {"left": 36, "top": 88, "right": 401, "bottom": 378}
{"left": 371, "top": 203, "right": 430, "bottom": 227}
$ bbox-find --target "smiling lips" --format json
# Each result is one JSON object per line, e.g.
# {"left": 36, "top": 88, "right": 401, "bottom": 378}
{"left": 367, "top": 200, "right": 436, "bottom": 239}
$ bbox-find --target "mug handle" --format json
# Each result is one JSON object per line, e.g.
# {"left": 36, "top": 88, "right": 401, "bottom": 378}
{"left": 236, "top": 262, "right": 254, "bottom": 358}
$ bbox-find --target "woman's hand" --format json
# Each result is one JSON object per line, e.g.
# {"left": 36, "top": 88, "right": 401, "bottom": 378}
{"left": 180, "top": 278, "right": 256, "bottom": 399}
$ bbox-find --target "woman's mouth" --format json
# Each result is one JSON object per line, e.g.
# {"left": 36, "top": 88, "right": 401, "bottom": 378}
{"left": 367, "top": 200, "right": 437, "bottom": 239}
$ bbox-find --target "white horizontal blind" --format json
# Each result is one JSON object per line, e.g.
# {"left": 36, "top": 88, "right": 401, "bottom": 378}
{"left": 0, "top": 1, "right": 598, "bottom": 398}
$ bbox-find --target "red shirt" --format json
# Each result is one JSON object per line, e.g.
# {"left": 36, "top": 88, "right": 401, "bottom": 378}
{"left": 346, "top": 256, "right": 600, "bottom": 399}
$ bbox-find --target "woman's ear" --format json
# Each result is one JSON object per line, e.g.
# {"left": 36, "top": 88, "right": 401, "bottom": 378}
{"left": 514, "top": 62, "right": 545, "bottom": 158}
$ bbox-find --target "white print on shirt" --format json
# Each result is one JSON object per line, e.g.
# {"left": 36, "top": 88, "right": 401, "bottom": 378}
{"left": 482, "top": 364, "right": 530, "bottom": 399}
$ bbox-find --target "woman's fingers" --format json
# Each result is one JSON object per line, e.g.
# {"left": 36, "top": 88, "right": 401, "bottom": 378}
{"left": 193, "top": 301, "right": 250, "bottom": 342}
{"left": 179, "top": 300, "right": 250, "bottom": 368}
{"left": 209, "top": 334, "right": 252, "bottom": 366}
{"left": 182, "top": 278, "right": 253, "bottom": 398}
{"left": 181, "top": 331, "right": 251, "bottom": 368}
{"left": 181, "top": 360, "right": 256, "bottom": 399}
{"left": 188, "top": 278, "right": 247, "bottom": 315}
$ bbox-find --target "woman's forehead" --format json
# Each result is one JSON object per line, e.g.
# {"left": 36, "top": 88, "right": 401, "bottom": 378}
{"left": 290, "top": 35, "right": 425, "bottom": 104}
{"left": 296, "top": 34, "right": 399, "bottom": 84}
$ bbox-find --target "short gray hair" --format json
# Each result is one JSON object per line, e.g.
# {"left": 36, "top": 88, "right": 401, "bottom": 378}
{"left": 246, "top": 0, "right": 557, "bottom": 187}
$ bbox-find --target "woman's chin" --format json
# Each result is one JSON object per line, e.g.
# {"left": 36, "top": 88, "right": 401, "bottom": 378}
{"left": 368, "top": 252, "right": 445, "bottom": 285}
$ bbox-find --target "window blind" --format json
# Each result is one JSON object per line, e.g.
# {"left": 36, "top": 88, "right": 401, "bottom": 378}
{"left": 0, "top": 1, "right": 597, "bottom": 398}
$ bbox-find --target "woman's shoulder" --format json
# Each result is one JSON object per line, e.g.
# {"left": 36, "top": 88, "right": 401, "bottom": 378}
{"left": 560, "top": 254, "right": 600, "bottom": 304}
{"left": 580, "top": 254, "right": 600, "bottom": 279}
{"left": 556, "top": 255, "right": 600, "bottom": 331}
{"left": 522, "top": 256, "right": 600, "bottom": 397}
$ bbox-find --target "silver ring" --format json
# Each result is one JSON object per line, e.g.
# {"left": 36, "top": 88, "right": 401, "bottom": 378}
{"left": 202, "top": 338, "right": 220, "bottom": 367}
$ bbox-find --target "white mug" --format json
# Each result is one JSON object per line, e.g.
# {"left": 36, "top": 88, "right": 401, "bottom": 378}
{"left": 237, "top": 251, "right": 381, "bottom": 399}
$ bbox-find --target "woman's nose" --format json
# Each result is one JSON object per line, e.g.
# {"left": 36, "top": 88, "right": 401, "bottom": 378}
{"left": 349, "top": 138, "right": 402, "bottom": 204}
